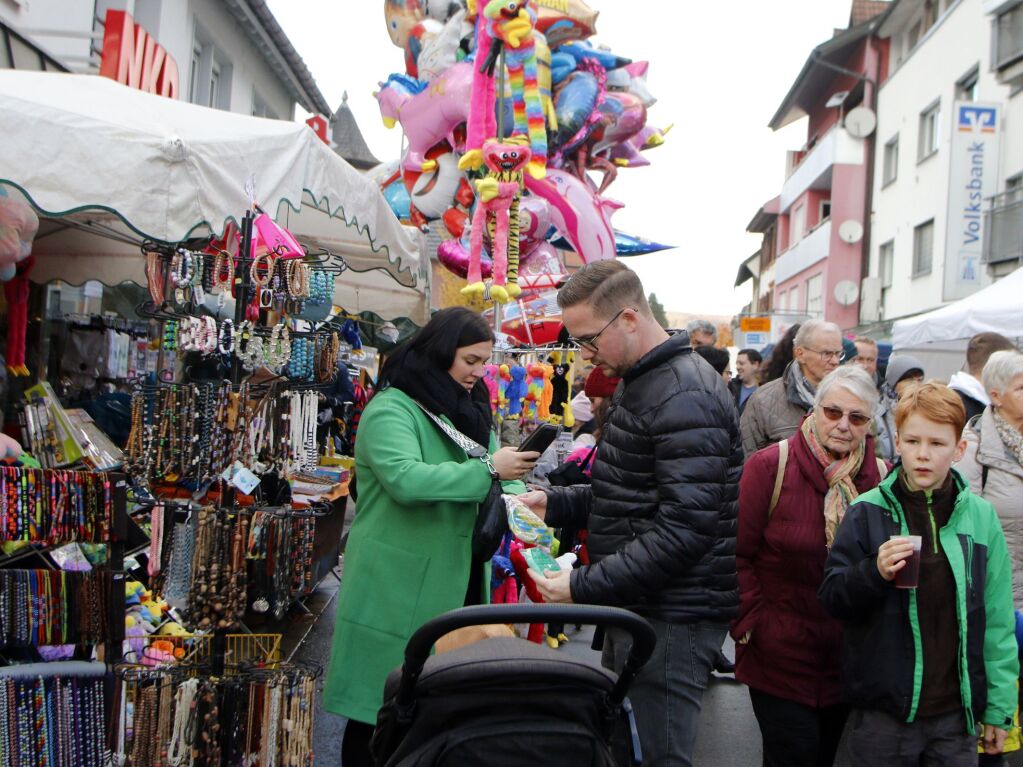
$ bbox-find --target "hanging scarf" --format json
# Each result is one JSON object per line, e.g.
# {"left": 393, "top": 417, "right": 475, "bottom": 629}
{"left": 788, "top": 360, "right": 818, "bottom": 410}
{"left": 800, "top": 415, "right": 866, "bottom": 548}
{"left": 385, "top": 349, "right": 494, "bottom": 447}
{"left": 993, "top": 408, "right": 1023, "bottom": 466}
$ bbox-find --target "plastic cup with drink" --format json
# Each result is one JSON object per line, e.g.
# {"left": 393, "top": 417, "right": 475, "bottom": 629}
{"left": 890, "top": 535, "right": 923, "bottom": 589}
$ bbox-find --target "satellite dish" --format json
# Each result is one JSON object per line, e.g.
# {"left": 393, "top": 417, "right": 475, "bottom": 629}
{"left": 838, "top": 220, "right": 864, "bottom": 244}
{"left": 845, "top": 106, "right": 877, "bottom": 138}
{"left": 833, "top": 280, "right": 860, "bottom": 306}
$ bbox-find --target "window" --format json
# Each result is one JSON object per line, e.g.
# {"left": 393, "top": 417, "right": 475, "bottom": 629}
{"left": 913, "top": 220, "right": 935, "bottom": 276}
{"left": 995, "top": 4, "right": 1023, "bottom": 70}
{"left": 879, "top": 240, "right": 895, "bottom": 288}
{"left": 908, "top": 20, "right": 923, "bottom": 50}
{"left": 918, "top": 101, "right": 940, "bottom": 161}
{"left": 820, "top": 200, "right": 832, "bottom": 222}
{"left": 252, "top": 91, "right": 279, "bottom": 120}
{"left": 791, "top": 204, "right": 806, "bottom": 245}
{"left": 883, "top": 135, "right": 899, "bottom": 185}
{"left": 188, "top": 44, "right": 201, "bottom": 103}
{"left": 806, "top": 274, "right": 824, "bottom": 317}
{"left": 956, "top": 66, "right": 979, "bottom": 102}
{"left": 188, "top": 23, "right": 232, "bottom": 110}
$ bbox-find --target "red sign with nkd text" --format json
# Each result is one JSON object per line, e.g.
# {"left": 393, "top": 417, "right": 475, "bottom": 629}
{"left": 99, "top": 9, "right": 180, "bottom": 99}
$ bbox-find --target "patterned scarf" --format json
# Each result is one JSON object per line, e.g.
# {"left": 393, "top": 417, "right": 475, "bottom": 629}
{"left": 789, "top": 360, "right": 818, "bottom": 410}
{"left": 993, "top": 409, "right": 1023, "bottom": 466}
{"left": 800, "top": 415, "right": 866, "bottom": 548}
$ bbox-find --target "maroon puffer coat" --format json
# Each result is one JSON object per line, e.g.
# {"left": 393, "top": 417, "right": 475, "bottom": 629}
{"left": 732, "top": 427, "right": 884, "bottom": 708}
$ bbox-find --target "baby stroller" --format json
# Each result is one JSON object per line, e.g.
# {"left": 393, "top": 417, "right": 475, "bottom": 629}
{"left": 370, "top": 603, "right": 656, "bottom": 767}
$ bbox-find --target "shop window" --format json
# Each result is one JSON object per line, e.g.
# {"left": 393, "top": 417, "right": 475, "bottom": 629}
{"left": 913, "top": 220, "right": 934, "bottom": 277}
{"left": 883, "top": 134, "right": 899, "bottom": 185}
{"left": 918, "top": 101, "right": 940, "bottom": 162}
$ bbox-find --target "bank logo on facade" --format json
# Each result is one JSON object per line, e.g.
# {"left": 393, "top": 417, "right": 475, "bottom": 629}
{"left": 957, "top": 106, "right": 997, "bottom": 133}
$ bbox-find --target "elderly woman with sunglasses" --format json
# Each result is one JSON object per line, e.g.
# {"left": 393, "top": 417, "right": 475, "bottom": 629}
{"left": 732, "top": 366, "right": 888, "bottom": 767}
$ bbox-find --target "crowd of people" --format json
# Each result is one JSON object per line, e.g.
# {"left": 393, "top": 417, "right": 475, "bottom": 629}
{"left": 321, "top": 260, "right": 1023, "bottom": 767}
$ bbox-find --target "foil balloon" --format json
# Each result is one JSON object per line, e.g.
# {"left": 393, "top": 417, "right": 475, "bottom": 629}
{"left": 0, "top": 197, "right": 38, "bottom": 266}
{"left": 437, "top": 237, "right": 493, "bottom": 280}
{"left": 403, "top": 146, "right": 462, "bottom": 220}
{"left": 525, "top": 168, "right": 618, "bottom": 263}
{"left": 534, "top": 0, "right": 598, "bottom": 47}
{"left": 552, "top": 70, "right": 600, "bottom": 149}
{"left": 384, "top": 0, "right": 423, "bottom": 50}
{"left": 591, "top": 91, "right": 647, "bottom": 156}
{"left": 375, "top": 62, "right": 473, "bottom": 172}
{"left": 415, "top": 9, "right": 467, "bottom": 82}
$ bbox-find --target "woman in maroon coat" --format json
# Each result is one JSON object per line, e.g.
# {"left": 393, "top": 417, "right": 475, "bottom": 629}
{"left": 733, "top": 366, "right": 887, "bottom": 767}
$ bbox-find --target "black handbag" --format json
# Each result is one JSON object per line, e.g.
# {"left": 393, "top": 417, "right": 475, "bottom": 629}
{"left": 414, "top": 402, "right": 508, "bottom": 561}
{"left": 547, "top": 445, "right": 596, "bottom": 487}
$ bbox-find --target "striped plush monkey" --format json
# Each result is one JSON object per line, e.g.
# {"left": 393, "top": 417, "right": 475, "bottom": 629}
{"left": 461, "top": 136, "right": 529, "bottom": 303}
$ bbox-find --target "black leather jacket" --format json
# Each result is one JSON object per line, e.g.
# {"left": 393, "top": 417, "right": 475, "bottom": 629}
{"left": 547, "top": 333, "right": 742, "bottom": 623}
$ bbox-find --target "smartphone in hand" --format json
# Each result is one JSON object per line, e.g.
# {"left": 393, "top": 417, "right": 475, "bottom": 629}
{"left": 518, "top": 423, "right": 562, "bottom": 455}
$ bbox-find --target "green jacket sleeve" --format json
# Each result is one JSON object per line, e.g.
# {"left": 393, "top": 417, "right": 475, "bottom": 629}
{"left": 359, "top": 399, "right": 493, "bottom": 505}
{"left": 981, "top": 503, "right": 1020, "bottom": 729}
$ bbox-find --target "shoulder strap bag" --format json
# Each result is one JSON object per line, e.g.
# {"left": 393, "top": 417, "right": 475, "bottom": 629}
{"left": 413, "top": 401, "right": 508, "bottom": 561}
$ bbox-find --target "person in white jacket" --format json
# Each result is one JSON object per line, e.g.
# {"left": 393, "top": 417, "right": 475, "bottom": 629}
{"left": 957, "top": 350, "right": 1023, "bottom": 605}
{"left": 949, "top": 332, "right": 1016, "bottom": 422}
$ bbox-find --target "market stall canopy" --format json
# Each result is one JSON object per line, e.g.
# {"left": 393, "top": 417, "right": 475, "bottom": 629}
{"left": 891, "top": 265, "right": 1023, "bottom": 380}
{"left": 892, "top": 266, "right": 1023, "bottom": 350}
{"left": 0, "top": 70, "right": 420, "bottom": 287}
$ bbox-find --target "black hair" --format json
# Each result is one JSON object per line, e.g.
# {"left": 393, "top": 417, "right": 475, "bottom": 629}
{"left": 738, "top": 348, "right": 763, "bottom": 364}
{"left": 694, "top": 345, "right": 730, "bottom": 376}
{"left": 380, "top": 307, "right": 494, "bottom": 386}
{"left": 761, "top": 324, "right": 800, "bottom": 384}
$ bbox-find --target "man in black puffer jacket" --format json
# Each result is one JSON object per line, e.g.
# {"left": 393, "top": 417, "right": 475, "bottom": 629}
{"left": 523, "top": 261, "right": 742, "bottom": 767}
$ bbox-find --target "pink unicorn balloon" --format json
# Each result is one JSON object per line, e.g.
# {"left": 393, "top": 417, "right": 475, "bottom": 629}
{"left": 374, "top": 62, "right": 473, "bottom": 173}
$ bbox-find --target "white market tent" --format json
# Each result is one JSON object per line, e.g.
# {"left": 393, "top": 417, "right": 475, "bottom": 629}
{"left": 891, "top": 266, "right": 1023, "bottom": 380}
{"left": 0, "top": 71, "right": 429, "bottom": 323}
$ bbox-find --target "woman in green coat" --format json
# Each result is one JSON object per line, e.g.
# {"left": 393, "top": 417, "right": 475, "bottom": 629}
{"left": 324, "top": 307, "right": 539, "bottom": 765}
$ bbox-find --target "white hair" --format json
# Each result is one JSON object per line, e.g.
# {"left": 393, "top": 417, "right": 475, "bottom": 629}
{"left": 686, "top": 319, "right": 717, "bottom": 340}
{"left": 814, "top": 366, "right": 879, "bottom": 412}
{"left": 982, "top": 350, "right": 1023, "bottom": 396}
{"left": 794, "top": 319, "right": 842, "bottom": 349}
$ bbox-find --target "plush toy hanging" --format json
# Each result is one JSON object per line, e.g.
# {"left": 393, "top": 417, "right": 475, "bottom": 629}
{"left": 549, "top": 351, "right": 571, "bottom": 425}
{"left": 4, "top": 256, "right": 33, "bottom": 376}
{"left": 461, "top": 0, "right": 548, "bottom": 180}
{"left": 461, "top": 136, "right": 530, "bottom": 303}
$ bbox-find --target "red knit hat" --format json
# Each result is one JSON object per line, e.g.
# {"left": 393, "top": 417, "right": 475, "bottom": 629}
{"left": 584, "top": 367, "right": 620, "bottom": 398}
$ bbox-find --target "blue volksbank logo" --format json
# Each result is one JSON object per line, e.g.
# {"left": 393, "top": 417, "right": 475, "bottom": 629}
{"left": 957, "top": 105, "right": 997, "bottom": 133}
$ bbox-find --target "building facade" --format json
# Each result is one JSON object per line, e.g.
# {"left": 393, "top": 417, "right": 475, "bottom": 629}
{"left": 748, "top": 2, "right": 890, "bottom": 331}
{"left": 865, "top": 0, "right": 1022, "bottom": 323}
{"left": 0, "top": 0, "right": 330, "bottom": 119}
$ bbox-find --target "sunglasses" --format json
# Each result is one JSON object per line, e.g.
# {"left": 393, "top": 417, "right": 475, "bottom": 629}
{"left": 819, "top": 405, "right": 872, "bottom": 427}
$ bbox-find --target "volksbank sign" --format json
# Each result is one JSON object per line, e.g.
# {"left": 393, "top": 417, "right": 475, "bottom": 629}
{"left": 943, "top": 102, "right": 1000, "bottom": 301}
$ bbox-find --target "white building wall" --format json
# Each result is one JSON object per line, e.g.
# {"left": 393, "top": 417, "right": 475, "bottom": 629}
{"left": 0, "top": 0, "right": 295, "bottom": 120}
{"left": 870, "top": 0, "right": 1017, "bottom": 320}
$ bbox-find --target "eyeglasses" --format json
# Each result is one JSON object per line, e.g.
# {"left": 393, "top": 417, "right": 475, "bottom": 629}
{"left": 805, "top": 348, "right": 845, "bottom": 362}
{"left": 568, "top": 308, "right": 633, "bottom": 353}
{"left": 819, "top": 405, "right": 872, "bottom": 427}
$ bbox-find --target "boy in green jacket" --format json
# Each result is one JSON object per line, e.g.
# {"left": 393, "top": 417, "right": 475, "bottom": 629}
{"left": 820, "top": 382, "right": 1018, "bottom": 765}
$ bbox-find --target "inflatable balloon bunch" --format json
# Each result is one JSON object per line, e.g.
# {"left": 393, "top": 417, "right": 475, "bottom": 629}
{"left": 376, "top": 0, "right": 666, "bottom": 303}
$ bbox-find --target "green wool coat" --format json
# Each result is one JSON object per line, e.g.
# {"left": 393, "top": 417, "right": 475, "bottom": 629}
{"left": 323, "top": 387, "right": 524, "bottom": 724}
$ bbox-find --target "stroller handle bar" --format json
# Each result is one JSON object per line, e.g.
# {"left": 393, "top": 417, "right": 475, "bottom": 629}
{"left": 394, "top": 603, "right": 657, "bottom": 712}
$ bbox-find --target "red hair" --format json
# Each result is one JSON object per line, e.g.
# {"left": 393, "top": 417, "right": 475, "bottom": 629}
{"left": 895, "top": 381, "right": 966, "bottom": 438}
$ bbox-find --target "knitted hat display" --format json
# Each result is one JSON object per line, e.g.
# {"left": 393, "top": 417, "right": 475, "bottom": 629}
{"left": 584, "top": 367, "right": 620, "bottom": 398}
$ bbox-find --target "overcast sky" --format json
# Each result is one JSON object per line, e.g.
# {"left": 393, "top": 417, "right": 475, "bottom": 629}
{"left": 267, "top": 1, "right": 856, "bottom": 315}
